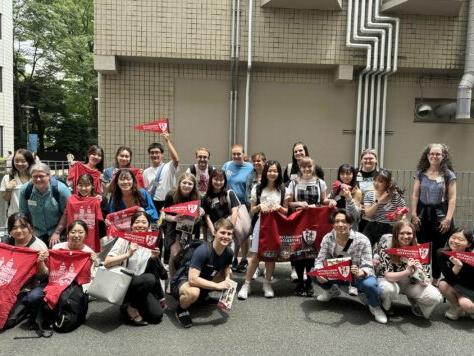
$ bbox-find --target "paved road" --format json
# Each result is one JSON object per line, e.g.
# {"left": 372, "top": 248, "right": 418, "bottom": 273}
{"left": 1, "top": 263, "right": 473, "bottom": 355}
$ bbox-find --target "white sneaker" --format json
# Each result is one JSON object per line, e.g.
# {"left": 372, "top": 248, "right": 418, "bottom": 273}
{"left": 381, "top": 294, "right": 391, "bottom": 311}
{"left": 252, "top": 268, "right": 260, "bottom": 280}
{"left": 237, "top": 282, "right": 251, "bottom": 300}
{"left": 348, "top": 285, "right": 358, "bottom": 296}
{"left": 316, "top": 285, "right": 341, "bottom": 302}
{"left": 290, "top": 268, "right": 298, "bottom": 282}
{"left": 262, "top": 280, "right": 274, "bottom": 298}
{"left": 369, "top": 305, "right": 388, "bottom": 324}
{"left": 445, "top": 305, "right": 465, "bottom": 320}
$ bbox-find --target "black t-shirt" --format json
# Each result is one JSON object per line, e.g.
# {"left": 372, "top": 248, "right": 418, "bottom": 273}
{"left": 189, "top": 243, "right": 233, "bottom": 281}
{"left": 202, "top": 190, "right": 239, "bottom": 223}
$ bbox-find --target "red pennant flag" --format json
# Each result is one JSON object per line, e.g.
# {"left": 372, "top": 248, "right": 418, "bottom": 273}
{"left": 162, "top": 200, "right": 200, "bottom": 218}
{"left": 385, "top": 207, "right": 409, "bottom": 221}
{"left": 67, "top": 162, "right": 103, "bottom": 194}
{"left": 108, "top": 226, "right": 160, "bottom": 250}
{"left": 258, "top": 207, "right": 334, "bottom": 262}
{"left": 134, "top": 118, "right": 169, "bottom": 133}
{"left": 308, "top": 259, "right": 353, "bottom": 282}
{"left": 106, "top": 206, "right": 141, "bottom": 232}
{"left": 43, "top": 250, "right": 92, "bottom": 309}
{"left": 443, "top": 251, "right": 474, "bottom": 267}
{"left": 385, "top": 242, "right": 431, "bottom": 264}
{"left": 0, "top": 243, "right": 39, "bottom": 329}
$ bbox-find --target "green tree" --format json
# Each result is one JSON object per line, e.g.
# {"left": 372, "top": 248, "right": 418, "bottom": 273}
{"left": 13, "top": 0, "right": 96, "bottom": 158}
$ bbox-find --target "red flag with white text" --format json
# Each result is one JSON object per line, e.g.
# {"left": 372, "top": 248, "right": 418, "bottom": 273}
{"left": 385, "top": 243, "right": 431, "bottom": 264}
{"left": 106, "top": 206, "right": 141, "bottom": 232}
{"left": 0, "top": 243, "right": 38, "bottom": 329}
{"left": 258, "top": 207, "right": 334, "bottom": 262}
{"left": 134, "top": 118, "right": 169, "bottom": 133}
{"left": 163, "top": 200, "right": 200, "bottom": 218}
{"left": 308, "top": 259, "right": 353, "bottom": 282}
{"left": 443, "top": 251, "right": 474, "bottom": 267}
{"left": 108, "top": 226, "right": 160, "bottom": 250}
{"left": 43, "top": 250, "right": 92, "bottom": 309}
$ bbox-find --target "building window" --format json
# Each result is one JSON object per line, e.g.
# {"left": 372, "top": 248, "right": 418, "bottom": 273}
{"left": 0, "top": 13, "right": 2, "bottom": 39}
{"left": 0, "top": 67, "right": 2, "bottom": 92}
{"left": 0, "top": 126, "right": 3, "bottom": 157}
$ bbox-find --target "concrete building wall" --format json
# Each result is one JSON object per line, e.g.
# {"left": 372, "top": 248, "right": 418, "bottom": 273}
{"left": 95, "top": 0, "right": 468, "bottom": 70}
{"left": 0, "top": 0, "right": 14, "bottom": 156}
{"left": 98, "top": 62, "right": 473, "bottom": 170}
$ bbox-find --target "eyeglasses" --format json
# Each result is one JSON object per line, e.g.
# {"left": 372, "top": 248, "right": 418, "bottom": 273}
{"left": 32, "top": 174, "right": 48, "bottom": 180}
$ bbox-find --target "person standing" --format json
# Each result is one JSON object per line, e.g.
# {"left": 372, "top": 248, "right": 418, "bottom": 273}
{"left": 143, "top": 133, "right": 180, "bottom": 212}
{"left": 411, "top": 143, "right": 456, "bottom": 285}
{"left": 18, "top": 163, "right": 71, "bottom": 246}
{"left": 222, "top": 144, "right": 253, "bottom": 272}
{"left": 186, "top": 147, "right": 214, "bottom": 197}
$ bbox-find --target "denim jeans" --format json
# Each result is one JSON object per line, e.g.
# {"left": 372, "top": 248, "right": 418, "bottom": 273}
{"left": 318, "top": 275, "right": 381, "bottom": 307}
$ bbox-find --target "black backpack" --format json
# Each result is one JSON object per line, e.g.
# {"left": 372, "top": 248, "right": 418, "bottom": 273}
{"left": 189, "top": 164, "right": 214, "bottom": 177}
{"left": 24, "top": 176, "right": 66, "bottom": 204}
{"left": 173, "top": 240, "right": 211, "bottom": 271}
{"left": 52, "top": 283, "right": 88, "bottom": 333}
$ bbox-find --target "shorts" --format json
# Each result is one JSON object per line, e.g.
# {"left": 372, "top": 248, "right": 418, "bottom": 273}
{"left": 170, "top": 277, "right": 209, "bottom": 301}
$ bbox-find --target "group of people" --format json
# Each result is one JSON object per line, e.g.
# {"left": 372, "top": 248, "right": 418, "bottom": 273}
{"left": 0, "top": 137, "right": 472, "bottom": 333}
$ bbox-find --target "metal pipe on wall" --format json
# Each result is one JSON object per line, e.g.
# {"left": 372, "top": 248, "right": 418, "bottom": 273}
{"left": 457, "top": 0, "right": 474, "bottom": 119}
{"left": 229, "top": 0, "right": 237, "bottom": 156}
{"left": 244, "top": 0, "right": 254, "bottom": 153}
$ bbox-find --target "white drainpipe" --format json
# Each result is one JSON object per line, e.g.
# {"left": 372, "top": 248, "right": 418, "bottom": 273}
{"left": 457, "top": 0, "right": 474, "bottom": 119}
{"left": 244, "top": 0, "right": 254, "bottom": 153}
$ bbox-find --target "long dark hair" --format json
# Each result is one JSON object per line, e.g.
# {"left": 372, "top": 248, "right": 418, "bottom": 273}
{"left": 374, "top": 169, "right": 404, "bottom": 197}
{"left": 337, "top": 163, "right": 357, "bottom": 188}
{"left": 85, "top": 145, "right": 104, "bottom": 172}
{"left": 171, "top": 172, "right": 200, "bottom": 204}
{"left": 7, "top": 213, "right": 33, "bottom": 235}
{"left": 9, "top": 149, "right": 35, "bottom": 180}
{"left": 131, "top": 211, "right": 152, "bottom": 228}
{"left": 113, "top": 146, "right": 132, "bottom": 168}
{"left": 257, "top": 160, "right": 284, "bottom": 198}
{"left": 77, "top": 173, "right": 96, "bottom": 197}
{"left": 110, "top": 168, "right": 145, "bottom": 211}
{"left": 205, "top": 168, "right": 228, "bottom": 206}
{"left": 290, "top": 142, "right": 309, "bottom": 175}
{"left": 416, "top": 143, "right": 454, "bottom": 176}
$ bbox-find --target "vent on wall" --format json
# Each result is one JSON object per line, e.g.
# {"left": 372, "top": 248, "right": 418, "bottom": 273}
{"left": 414, "top": 98, "right": 474, "bottom": 123}
{"left": 261, "top": 0, "right": 342, "bottom": 10}
{"left": 381, "top": 0, "right": 463, "bottom": 17}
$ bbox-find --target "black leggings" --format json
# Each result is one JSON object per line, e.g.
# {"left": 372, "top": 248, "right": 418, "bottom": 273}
{"left": 294, "top": 258, "right": 315, "bottom": 285}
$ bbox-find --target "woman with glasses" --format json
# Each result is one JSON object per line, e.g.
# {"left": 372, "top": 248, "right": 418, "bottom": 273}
{"left": 356, "top": 149, "right": 379, "bottom": 232}
{"left": 411, "top": 143, "right": 456, "bottom": 285}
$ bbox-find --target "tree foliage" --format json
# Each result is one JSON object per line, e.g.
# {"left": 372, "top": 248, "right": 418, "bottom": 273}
{"left": 13, "top": 0, "right": 96, "bottom": 159}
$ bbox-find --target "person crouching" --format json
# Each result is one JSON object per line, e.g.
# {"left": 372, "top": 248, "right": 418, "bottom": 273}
{"left": 172, "top": 218, "right": 234, "bottom": 328}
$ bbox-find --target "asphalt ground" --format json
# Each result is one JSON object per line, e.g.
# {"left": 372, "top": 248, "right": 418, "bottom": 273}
{"left": 1, "top": 262, "right": 473, "bottom": 356}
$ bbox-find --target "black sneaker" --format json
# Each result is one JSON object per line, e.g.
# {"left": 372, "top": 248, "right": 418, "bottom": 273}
{"left": 236, "top": 259, "right": 248, "bottom": 273}
{"left": 176, "top": 306, "right": 193, "bottom": 328}
{"left": 304, "top": 283, "right": 314, "bottom": 297}
{"left": 295, "top": 283, "right": 306, "bottom": 297}
{"left": 231, "top": 258, "right": 239, "bottom": 272}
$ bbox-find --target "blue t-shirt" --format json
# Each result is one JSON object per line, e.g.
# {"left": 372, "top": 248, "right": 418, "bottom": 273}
{"left": 222, "top": 161, "right": 253, "bottom": 205}
{"left": 189, "top": 243, "right": 234, "bottom": 281}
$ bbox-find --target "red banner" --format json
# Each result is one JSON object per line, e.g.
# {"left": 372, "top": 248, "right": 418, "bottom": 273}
{"left": 308, "top": 259, "right": 353, "bottom": 282}
{"left": 0, "top": 243, "right": 39, "bottom": 329}
{"left": 385, "top": 207, "right": 409, "bottom": 221}
{"left": 44, "top": 250, "right": 92, "bottom": 309}
{"left": 108, "top": 226, "right": 160, "bottom": 250}
{"left": 258, "top": 207, "right": 334, "bottom": 262}
{"left": 67, "top": 162, "right": 103, "bottom": 194}
{"left": 163, "top": 200, "right": 200, "bottom": 218}
{"left": 134, "top": 118, "right": 169, "bottom": 133}
{"left": 106, "top": 206, "right": 141, "bottom": 232}
{"left": 443, "top": 251, "right": 474, "bottom": 267}
{"left": 385, "top": 242, "right": 431, "bottom": 264}
{"left": 67, "top": 195, "right": 103, "bottom": 252}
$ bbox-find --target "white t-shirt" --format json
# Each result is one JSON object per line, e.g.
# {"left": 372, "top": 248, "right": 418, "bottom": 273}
{"left": 0, "top": 174, "right": 27, "bottom": 217}
{"left": 250, "top": 186, "right": 282, "bottom": 206}
{"left": 107, "top": 238, "right": 151, "bottom": 275}
{"left": 143, "top": 161, "right": 178, "bottom": 202}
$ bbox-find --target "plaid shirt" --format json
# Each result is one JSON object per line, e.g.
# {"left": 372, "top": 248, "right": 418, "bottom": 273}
{"left": 315, "top": 230, "right": 375, "bottom": 277}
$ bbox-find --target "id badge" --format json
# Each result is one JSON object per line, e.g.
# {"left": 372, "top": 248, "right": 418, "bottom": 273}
{"left": 28, "top": 200, "right": 37, "bottom": 207}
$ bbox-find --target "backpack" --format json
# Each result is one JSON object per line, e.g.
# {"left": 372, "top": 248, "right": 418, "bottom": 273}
{"left": 24, "top": 176, "right": 67, "bottom": 204}
{"left": 52, "top": 283, "right": 88, "bottom": 333}
{"left": 173, "top": 240, "right": 211, "bottom": 271}
{"left": 189, "top": 164, "right": 214, "bottom": 177}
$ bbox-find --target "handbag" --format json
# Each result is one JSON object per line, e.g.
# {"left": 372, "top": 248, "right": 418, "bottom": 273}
{"left": 87, "top": 266, "right": 134, "bottom": 305}
{"left": 227, "top": 191, "right": 252, "bottom": 245}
